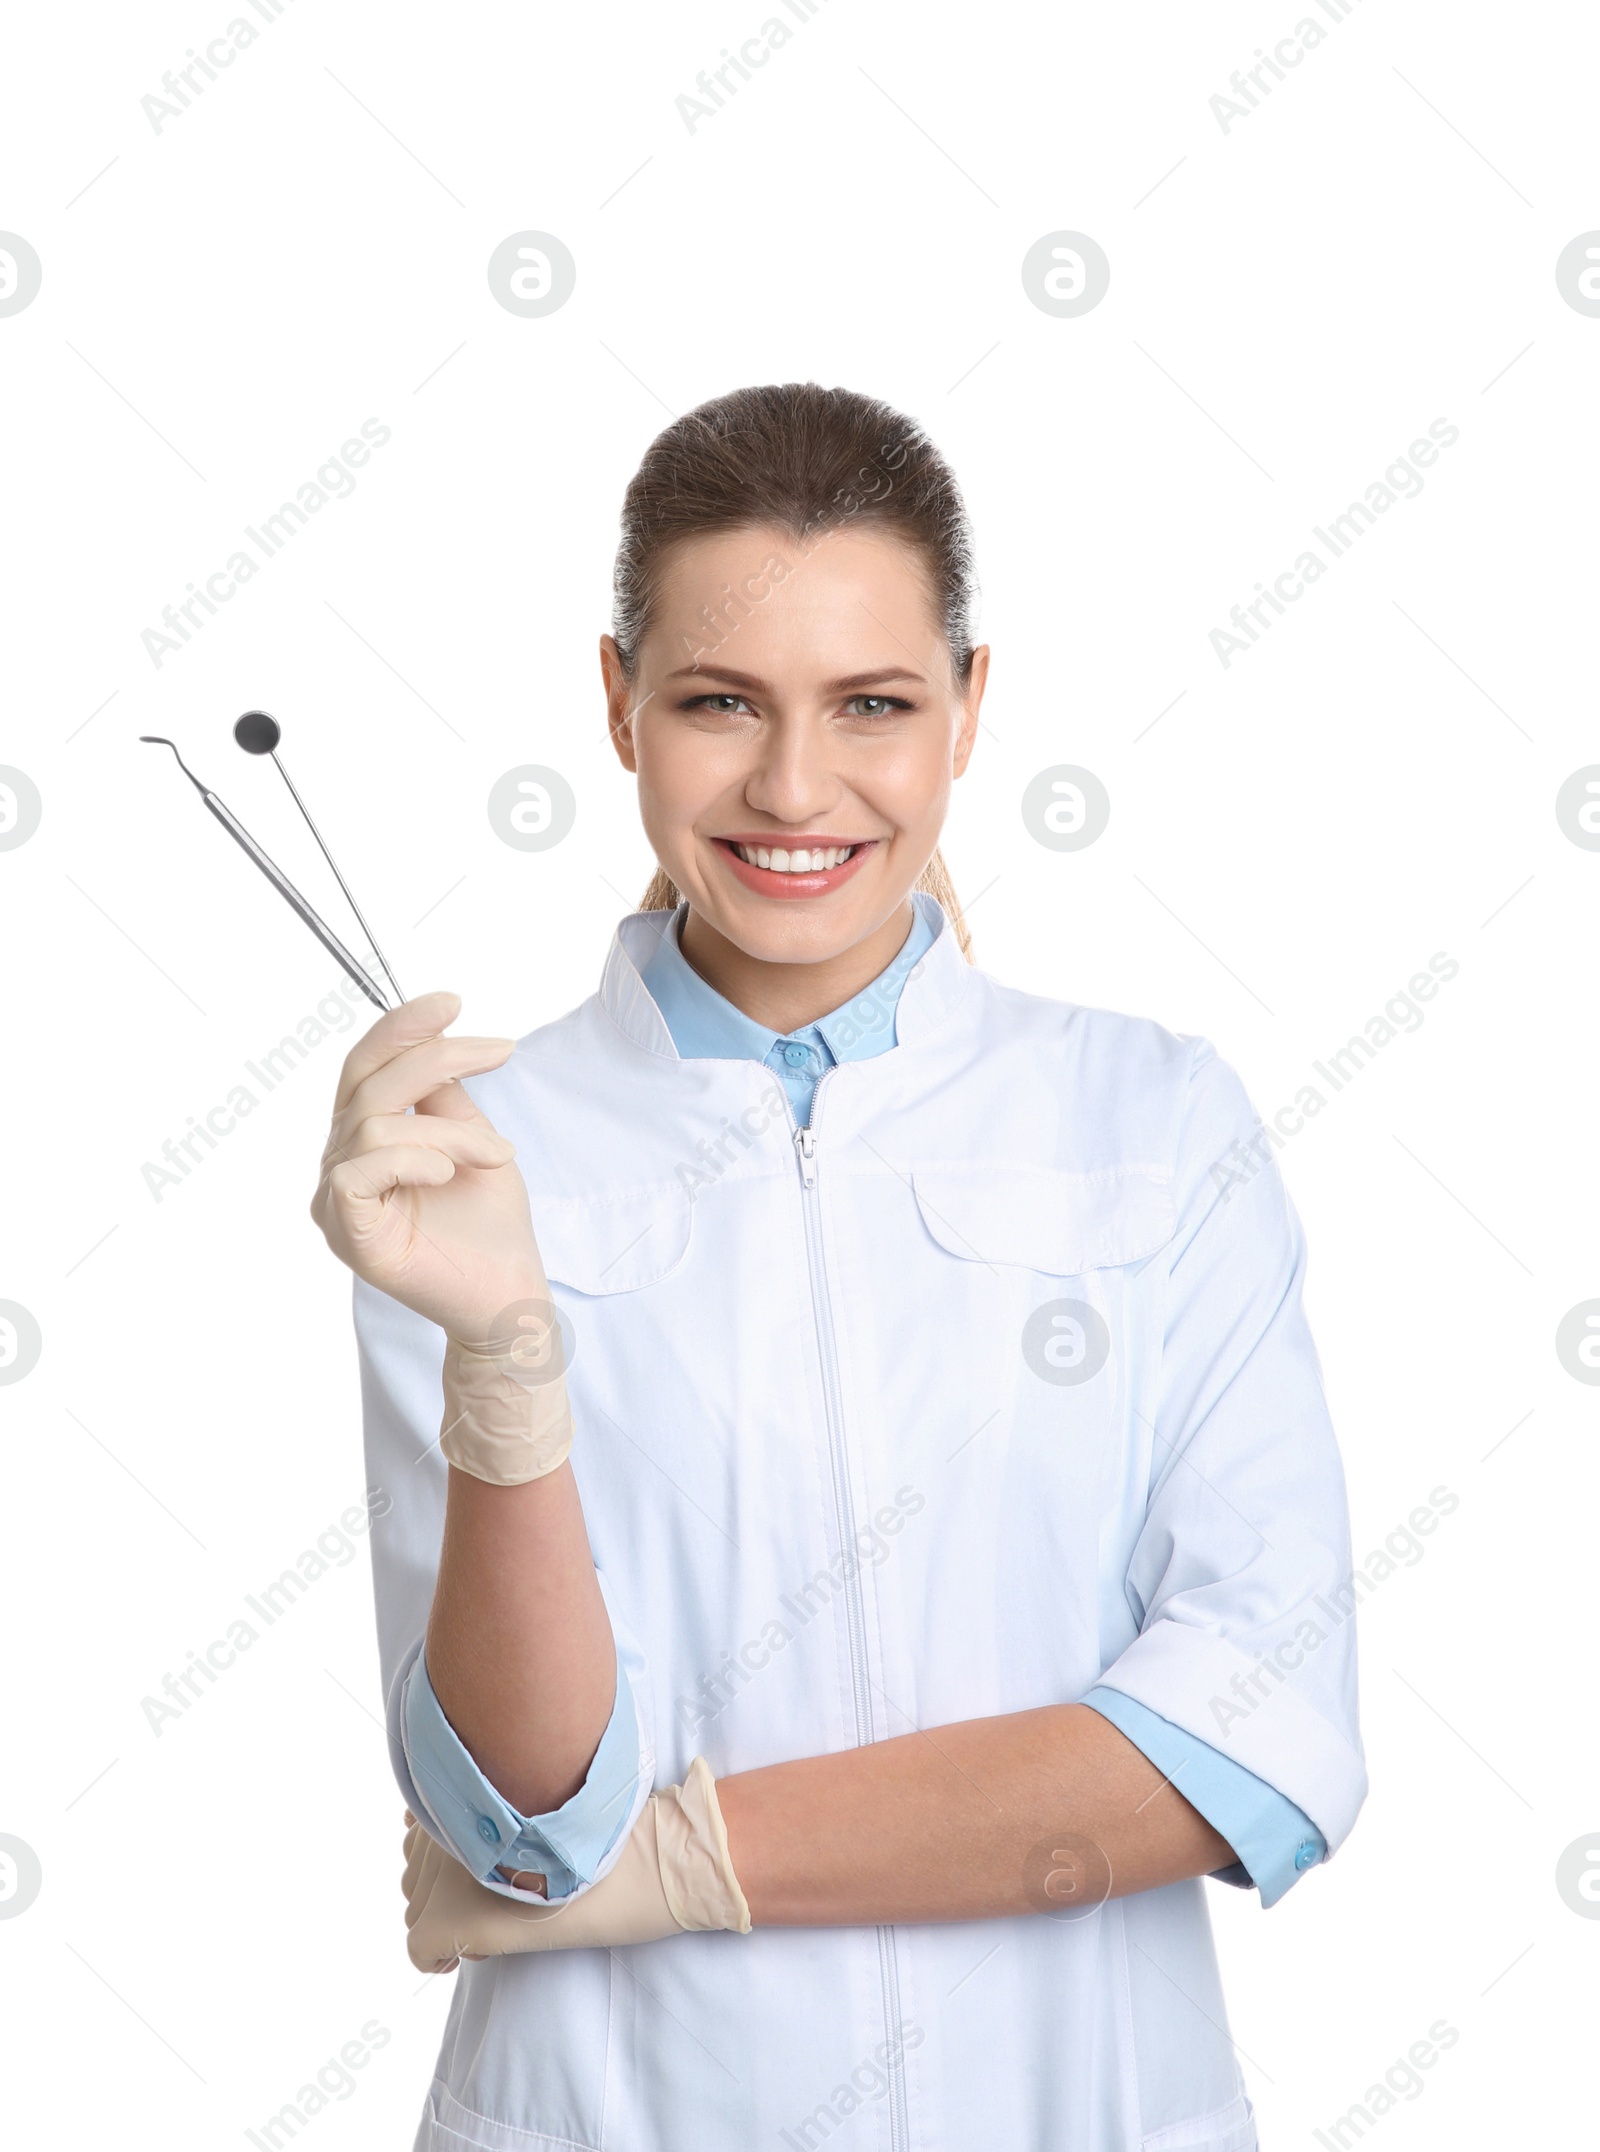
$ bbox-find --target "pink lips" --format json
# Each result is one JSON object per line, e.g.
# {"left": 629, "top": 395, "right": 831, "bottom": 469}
{"left": 714, "top": 837, "right": 878, "bottom": 900}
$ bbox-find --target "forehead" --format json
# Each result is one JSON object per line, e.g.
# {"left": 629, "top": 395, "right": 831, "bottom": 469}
{"left": 645, "top": 523, "right": 943, "bottom": 675}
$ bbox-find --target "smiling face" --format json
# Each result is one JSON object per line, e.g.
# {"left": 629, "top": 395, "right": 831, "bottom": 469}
{"left": 603, "top": 522, "right": 987, "bottom": 999}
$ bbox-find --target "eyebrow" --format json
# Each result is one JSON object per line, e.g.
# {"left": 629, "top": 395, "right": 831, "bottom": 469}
{"left": 663, "top": 664, "right": 928, "bottom": 693}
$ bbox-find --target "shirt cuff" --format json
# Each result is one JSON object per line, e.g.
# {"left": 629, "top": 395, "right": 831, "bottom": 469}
{"left": 402, "top": 1649, "right": 644, "bottom": 1902}
{"left": 1081, "top": 1685, "right": 1327, "bottom": 1908}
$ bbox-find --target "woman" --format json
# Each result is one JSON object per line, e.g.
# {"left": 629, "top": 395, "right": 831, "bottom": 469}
{"left": 315, "top": 384, "right": 1366, "bottom": 2152}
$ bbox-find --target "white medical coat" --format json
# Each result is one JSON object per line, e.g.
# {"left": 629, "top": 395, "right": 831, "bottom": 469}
{"left": 355, "top": 900, "right": 1367, "bottom": 2152}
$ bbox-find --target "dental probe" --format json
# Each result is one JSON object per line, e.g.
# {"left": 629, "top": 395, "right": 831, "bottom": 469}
{"left": 233, "top": 709, "right": 404, "bottom": 1007}
{"left": 140, "top": 734, "right": 392, "bottom": 1013}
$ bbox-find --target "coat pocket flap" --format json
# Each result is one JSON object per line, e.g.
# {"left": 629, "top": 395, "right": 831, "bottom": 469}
{"left": 910, "top": 1163, "right": 1176, "bottom": 1274}
{"left": 527, "top": 1184, "right": 694, "bottom": 1295}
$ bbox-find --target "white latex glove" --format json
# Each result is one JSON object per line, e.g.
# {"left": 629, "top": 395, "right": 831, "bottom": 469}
{"left": 402, "top": 1761, "right": 753, "bottom": 1973}
{"left": 310, "top": 992, "right": 544, "bottom": 1348}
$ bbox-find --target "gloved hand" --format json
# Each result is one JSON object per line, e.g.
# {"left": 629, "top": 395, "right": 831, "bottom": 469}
{"left": 311, "top": 992, "right": 545, "bottom": 1353}
{"left": 312, "top": 992, "right": 576, "bottom": 1486}
{"left": 403, "top": 1759, "right": 753, "bottom": 1973}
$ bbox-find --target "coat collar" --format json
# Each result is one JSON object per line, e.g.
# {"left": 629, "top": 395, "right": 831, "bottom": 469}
{"left": 599, "top": 890, "right": 973, "bottom": 1061}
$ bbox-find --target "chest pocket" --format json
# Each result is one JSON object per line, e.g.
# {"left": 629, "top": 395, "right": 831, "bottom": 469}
{"left": 527, "top": 1182, "right": 695, "bottom": 1296}
{"left": 904, "top": 1162, "right": 1178, "bottom": 1441}
{"left": 909, "top": 1162, "right": 1176, "bottom": 1275}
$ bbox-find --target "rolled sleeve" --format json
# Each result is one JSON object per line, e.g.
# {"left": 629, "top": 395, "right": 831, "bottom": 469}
{"left": 402, "top": 1648, "right": 645, "bottom": 1903}
{"left": 1081, "top": 1686, "right": 1327, "bottom": 1907}
{"left": 1099, "top": 1040, "right": 1369, "bottom": 1857}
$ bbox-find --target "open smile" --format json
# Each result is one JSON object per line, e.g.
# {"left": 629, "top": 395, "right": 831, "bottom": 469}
{"left": 712, "top": 835, "right": 879, "bottom": 898}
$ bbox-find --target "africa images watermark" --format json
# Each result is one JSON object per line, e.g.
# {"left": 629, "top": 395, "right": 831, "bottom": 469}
{"left": 673, "top": 1079, "right": 790, "bottom": 1202}
{"left": 140, "top": 973, "right": 374, "bottom": 1202}
{"left": 1210, "top": 418, "right": 1460, "bottom": 668}
{"left": 676, "top": 1485, "right": 926, "bottom": 1737}
{"left": 140, "top": 0, "right": 298, "bottom": 133}
{"left": 1212, "top": 951, "right": 1460, "bottom": 1205}
{"left": 244, "top": 2018, "right": 393, "bottom": 2152}
{"left": 140, "top": 1490, "right": 391, "bottom": 1737}
{"left": 1208, "top": 1482, "right": 1460, "bottom": 1740}
{"left": 780, "top": 2021, "right": 925, "bottom": 2151}
{"left": 140, "top": 418, "right": 392, "bottom": 668}
{"left": 667, "top": 427, "right": 916, "bottom": 677}
{"left": 1312, "top": 2018, "right": 1460, "bottom": 2151}
{"left": 673, "top": 963, "right": 923, "bottom": 1201}
{"left": 1209, "top": 0, "right": 1365, "bottom": 135}
{"left": 675, "top": 0, "right": 831, "bottom": 133}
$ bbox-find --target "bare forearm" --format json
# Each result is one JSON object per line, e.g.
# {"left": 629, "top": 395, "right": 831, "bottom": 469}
{"left": 424, "top": 1462, "right": 615, "bottom": 1817}
{"left": 716, "top": 1703, "right": 1234, "bottom": 1926}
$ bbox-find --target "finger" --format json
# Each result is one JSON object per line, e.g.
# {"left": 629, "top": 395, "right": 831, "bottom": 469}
{"left": 340, "top": 1034, "right": 515, "bottom": 1130}
{"left": 334, "top": 991, "right": 462, "bottom": 1114}
{"left": 402, "top": 1826, "right": 431, "bottom": 1898}
{"left": 415, "top": 1070, "right": 504, "bottom": 1126}
{"left": 404, "top": 1833, "right": 446, "bottom": 1911}
{"left": 341, "top": 1115, "right": 515, "bottom": 1172}
{"left": 326, "top": 1148, "right": 456, "bottom": 1249}
{"left": 410, "top": 1936, "right": 460, "bottom": 1975}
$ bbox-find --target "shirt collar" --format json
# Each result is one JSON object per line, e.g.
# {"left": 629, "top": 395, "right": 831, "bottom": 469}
{"left": 811, "top": 900, "right": 936, "bottom": 1062}
{"left": 639, "top": 910, "right": 776, "bottom": 1064}
{"left": 638, "top": 896, "right": 939, "bottom": 1065}
{"left": 602, "top": 890, "right": 963, "bottom": 1061}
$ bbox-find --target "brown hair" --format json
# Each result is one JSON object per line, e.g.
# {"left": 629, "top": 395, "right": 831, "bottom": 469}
{"left": 616, "top": 382, "right": 977, "bottom": 959}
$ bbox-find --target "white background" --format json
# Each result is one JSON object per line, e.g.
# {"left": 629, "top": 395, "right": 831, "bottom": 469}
{"left": 2, "top": 0, "right": 1595, "bottom": 2143}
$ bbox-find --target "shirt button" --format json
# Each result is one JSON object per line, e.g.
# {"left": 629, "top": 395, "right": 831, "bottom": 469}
{"left": 477, "top": 1816, "right": 502, "bottom": 1845}
{"left": 1293, "top": 1840, "right": 1318, "bottom": 1870}
{"left": 782, "top": 1042, "right": 811, "bottom": 1067}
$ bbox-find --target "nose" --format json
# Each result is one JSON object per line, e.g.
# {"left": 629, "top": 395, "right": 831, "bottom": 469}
{"left": 740, "top": 710, "right": 843, "bottom": 827}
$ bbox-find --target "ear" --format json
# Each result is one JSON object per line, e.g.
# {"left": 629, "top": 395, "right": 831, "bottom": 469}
{"left": 601, "top": 635, "right": 638, "bottom": 773}
{"left": 952, "top": 645, "right": 989, "bottom": 779}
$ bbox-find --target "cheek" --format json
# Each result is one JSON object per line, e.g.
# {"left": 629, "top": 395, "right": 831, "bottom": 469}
{"left": 636, "top": 720, "right": 748, "bottom": 820}
{"left": 629, "top": 722, "right": 757, "bottom": 889}
{"left": 865, "top": 728, "right": 955, "bottom": 834}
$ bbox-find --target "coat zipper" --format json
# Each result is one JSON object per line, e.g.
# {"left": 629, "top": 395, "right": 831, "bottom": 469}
{"left": 793, "top": 1106, "right": 911, "bottom": 2152}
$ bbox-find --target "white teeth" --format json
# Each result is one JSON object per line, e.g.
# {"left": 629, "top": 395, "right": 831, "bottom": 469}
{"left": 733, "top": 842, "right": 857, "bottom": 872}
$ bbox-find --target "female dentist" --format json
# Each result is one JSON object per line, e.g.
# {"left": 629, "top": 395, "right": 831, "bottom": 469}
{"left": 314, "top": 383, "right": 1366, "bottom": 2152}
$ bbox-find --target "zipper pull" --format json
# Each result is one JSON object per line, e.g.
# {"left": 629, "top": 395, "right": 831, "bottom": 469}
{"left": 794, "top": 1124, "right": 817, "bottom": 1187}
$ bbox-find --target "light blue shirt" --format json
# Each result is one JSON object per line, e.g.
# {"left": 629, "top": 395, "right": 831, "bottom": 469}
{"left": 403, "top": 896, "right": 1325, "bottom": 1903}
{"left": 638, "top": 894, "right": 938, "bottom": 1125}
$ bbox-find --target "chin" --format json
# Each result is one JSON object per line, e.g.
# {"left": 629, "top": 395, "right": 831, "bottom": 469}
{"left": 735, "top": 897, "right": 894, "bottom": 967}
